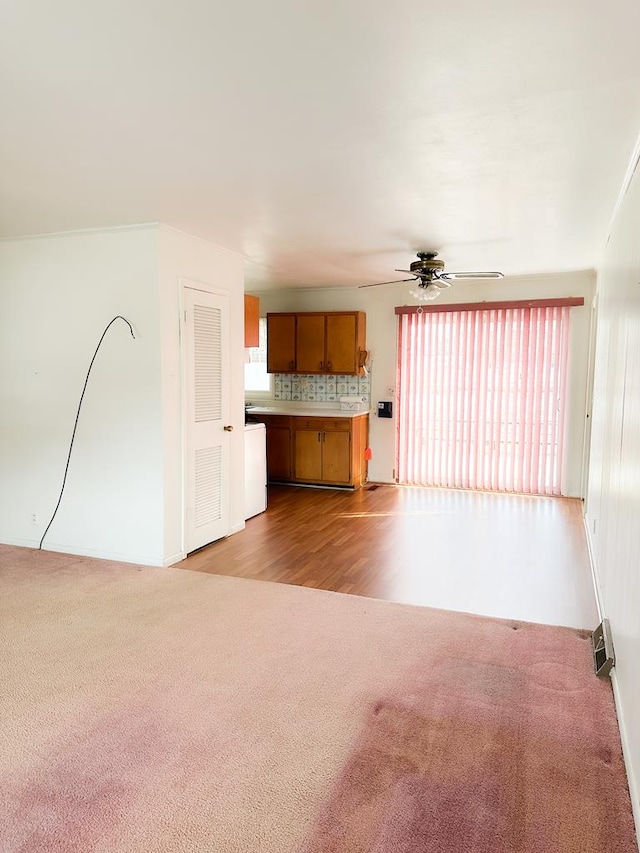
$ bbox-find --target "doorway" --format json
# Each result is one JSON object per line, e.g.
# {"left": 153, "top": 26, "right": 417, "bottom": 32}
{"left": 182, "top": 286, "right": 231, "bottom": 553}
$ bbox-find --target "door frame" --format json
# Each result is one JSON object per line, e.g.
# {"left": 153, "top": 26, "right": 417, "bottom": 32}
{"left": 179, "top": 278, "right": 233, "bottom": 556}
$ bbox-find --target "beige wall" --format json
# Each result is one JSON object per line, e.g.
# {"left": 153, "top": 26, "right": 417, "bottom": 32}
{"left": 252, "top": 269, "right": 594, "bottom": 495}
{"left": 586, "top": 157, "right": 640, "bottom": 832}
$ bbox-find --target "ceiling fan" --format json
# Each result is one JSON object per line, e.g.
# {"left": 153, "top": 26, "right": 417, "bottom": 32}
{"left": 359, "top": 252, "right": 504, "bottom": 301}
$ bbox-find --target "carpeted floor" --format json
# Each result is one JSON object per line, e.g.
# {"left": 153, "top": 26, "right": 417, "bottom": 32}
{"left": 0, "top": 544, "right": 637, "bottom": 852}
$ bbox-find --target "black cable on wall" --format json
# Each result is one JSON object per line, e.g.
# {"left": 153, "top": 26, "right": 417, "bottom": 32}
{"left": 39, "top": 315, "right": 136, "bottom": 550}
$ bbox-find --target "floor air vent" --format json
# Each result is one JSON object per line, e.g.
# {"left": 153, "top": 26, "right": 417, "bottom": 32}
{"left": 592, "top": 619, "right": 615, "bottom": 677}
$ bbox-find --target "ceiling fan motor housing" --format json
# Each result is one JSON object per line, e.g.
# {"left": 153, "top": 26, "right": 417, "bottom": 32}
{"left": 410, "top": 252, "right": 445, "bottom": 283}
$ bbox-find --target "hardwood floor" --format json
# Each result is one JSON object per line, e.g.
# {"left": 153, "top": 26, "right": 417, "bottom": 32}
{"left": 177, "top": 483, "right": 598, "bottom": 628}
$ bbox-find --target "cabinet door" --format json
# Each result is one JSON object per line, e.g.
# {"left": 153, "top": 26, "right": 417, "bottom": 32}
{"left": 267, "top": 314, "right": 296, "bottom": 373}
{"left": 266, "top": 425, "right": 292, "bottom": 481}
{"left": 244, "top": 294, "right": 260, "bottom": 347}
{"left": 325, "top": 314, "right": 359, "bottom": 374}
{"left": 294, "top": 428, "right": 324, "bottom": 481}
{"left": 322, "top": 430, "right": 352, "bottom": 484}
{"left": 296, "top": 314, "right": 326, "bottom": 373}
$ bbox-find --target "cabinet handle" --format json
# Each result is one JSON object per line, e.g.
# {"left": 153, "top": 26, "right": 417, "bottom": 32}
{"left": 317, "top": 432, "right": 321, "bottom": 442}
{"left": 289, "top": 360, "right": 294, "bottom": 370}
{"left": 320, "top": 361, "right": 324, "bottom": 370}
{"left": 327, "top": 361, "right": 332, "bottom": 370}
{"left": 322, "top": 431, "right": 325, "bottom": 443}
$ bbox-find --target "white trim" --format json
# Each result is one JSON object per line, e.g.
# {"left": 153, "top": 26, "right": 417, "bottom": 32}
{"left": 611, "top": 669, "right": 640, "bottom": 849}
{"left": 159, "top": 223, "right": 242, "bottom": 259}
{"left": 0, "top": 222, "right": 160, "bottom": 242}
{"left": 179, "top": 276, "right": 232, "bottom": 297}
{"left": 582, "top": 514, "right": 640, "bottom": 847}
{"left": 178, "top": 282, "right": 188, "bottom": 562}
{"left": 582, "top": 515, "right": 604, "bottom": 623}
{"left": 602, "top": 128, "right": 640, "bottom": 254}
{"left": 230, "top": 521, "right": 246, "bottom": 535}
{"left": 0, "top": 535, "right": 42, "bottom": 549}
{"left": 580, "top": 292, "right": 598, "bottom": 499}
{"left": 180, "top": 282, "right": 233, "bottom": 553}
{"left": 163, "top": 551, "right": 186, "bottom": 567}
{"left": 40, "top": 541, "right": 161, "bottom": 566}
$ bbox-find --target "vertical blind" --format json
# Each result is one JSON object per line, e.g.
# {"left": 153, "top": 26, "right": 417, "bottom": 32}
{"left": 396, "top": 304, "right": 572, "bottom": 495}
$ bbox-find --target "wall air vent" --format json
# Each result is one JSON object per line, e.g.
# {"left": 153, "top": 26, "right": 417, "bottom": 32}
{"left": 592, "top": 619, "right": 615, "bottom": 677}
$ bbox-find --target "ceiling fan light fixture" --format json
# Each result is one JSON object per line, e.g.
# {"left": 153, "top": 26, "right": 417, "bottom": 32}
{"left": 409, "top": 283, "right": 441, "bottom": 302}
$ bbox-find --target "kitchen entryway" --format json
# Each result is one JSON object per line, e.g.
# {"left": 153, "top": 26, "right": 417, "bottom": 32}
{"left": 177, "top": 483, "right": 598, "bottom": 629}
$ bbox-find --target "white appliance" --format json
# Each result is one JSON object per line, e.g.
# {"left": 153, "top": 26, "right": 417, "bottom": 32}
{"left": 244, "top": 423, "right": 267, "bottom": 520}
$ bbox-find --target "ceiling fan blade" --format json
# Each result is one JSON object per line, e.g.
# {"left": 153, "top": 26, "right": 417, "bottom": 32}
{"left": 358, "top": 277, "right": 417, "bottom": 289}
{"left": 440, "top": 271, "right": 504, "bottom": 281}
{"left": 394, "top": 268, "right": 418, "bottom": 275}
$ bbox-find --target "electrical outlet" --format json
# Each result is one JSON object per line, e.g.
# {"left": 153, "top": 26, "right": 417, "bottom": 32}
{"left": 31, "top": 513, "right": 38, "bottom": 525}
{"left": 387, "top": 386, "right": 395, "bottom": 396}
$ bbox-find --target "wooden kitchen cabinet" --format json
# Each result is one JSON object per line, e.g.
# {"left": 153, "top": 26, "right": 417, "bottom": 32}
{"left": 244, "top": 294, "right": 260, "bottom": 347}
{"left": 250, "top": 415, "right": 293, "bottom": 481}
{"left": 295, "top": 314, "right": 326, "bottom": 373}
{"left": 266, "top": 312, "right": 366, "bottom": 375}
{"left": 320, "top": 429, "right": 352, "bottom": 484}
{"left": 325, "top": 313, "right": 362, "bottom": 374}
{"left": 293, "top": 427, "right": 325, "bottom": 482}
{"left": 267, "top": 315, "right": 296, "bottom": 372}
{"left": 293, "top": 415, "right": 368, "bottom": 487}
{"left": 248, "top": 412, "right": 369, "bottom": 487}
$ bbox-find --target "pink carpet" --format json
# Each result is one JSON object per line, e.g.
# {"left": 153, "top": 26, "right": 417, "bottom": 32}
{"left": 0, "top": 544, "right": 636, "bottom": 852}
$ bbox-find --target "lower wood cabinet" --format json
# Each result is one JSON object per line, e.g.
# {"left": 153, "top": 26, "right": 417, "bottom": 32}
{"left": 259, "top": 415, "right": 293, "bottom": 481}
{"left": 293, "top": 417, "right": 353, "bottom": 486}
{"left": 250, "top": 413, "right": 368, "bottom": 488}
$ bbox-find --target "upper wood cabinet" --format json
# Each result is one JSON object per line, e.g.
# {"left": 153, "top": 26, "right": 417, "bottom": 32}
{"left": 266, "top": 311, "right": 366, "bottom": 375}
{"left": 295, "top": 314, "right": 326, "bottom": 373}
{"left": 325, "top": 313, "right": 362, "bottom": 374}
{"left": 267, "top": 314, "right": 297, "bottom": 372}
{"left": 244, "top": 294, "right": 260, "bottom": 348}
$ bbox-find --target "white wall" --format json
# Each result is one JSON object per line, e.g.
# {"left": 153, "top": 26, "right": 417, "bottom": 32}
{"left": 0, "top": 224, "right": 246, "bottom": 567}
{"left": 158, "top": 226, "right": 245, "bottom": 565}
{"left": 0, "top": 226, "right": 164, "bottom": 564}
{"left": 252, "top": 270, "right": 594, "bottom": 494}
{"left": 586, "top": 157, "right": 640, "bottom": 832}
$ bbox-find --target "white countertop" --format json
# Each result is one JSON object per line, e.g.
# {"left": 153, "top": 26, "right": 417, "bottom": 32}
{"left": 246, "top": 404, "right": 369, "bottom": 419}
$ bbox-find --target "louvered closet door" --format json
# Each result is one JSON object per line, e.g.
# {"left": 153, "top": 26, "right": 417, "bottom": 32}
{"left": 184, "top": 287, "right": 231, "bottom": 553}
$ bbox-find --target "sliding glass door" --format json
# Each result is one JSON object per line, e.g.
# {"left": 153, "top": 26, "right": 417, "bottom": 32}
{"left": 396, "top": 302, "right": 573, "bottom": 495}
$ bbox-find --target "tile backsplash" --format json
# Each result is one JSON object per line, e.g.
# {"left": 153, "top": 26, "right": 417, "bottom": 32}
{"left": 273, "top": 373, "right": 370, "bottom": 404}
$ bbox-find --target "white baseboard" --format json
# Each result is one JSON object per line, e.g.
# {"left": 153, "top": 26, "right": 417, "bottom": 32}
{"left": 163, "top": 551, "right": 186, "bottom": 567}
{"left": 40, "top": 541, "right": 161, "bottom": 566}
{"left": 583, "top": 513, "right": 640, "bottom": 848}
{"left": 230, "top": 521, "right": 246, "bottom": 535}
{"left": 0, "top": 535, "right": 41, "bottom": 549}
{"left": 611, "top": 669, "right": 640, "bottom": 848}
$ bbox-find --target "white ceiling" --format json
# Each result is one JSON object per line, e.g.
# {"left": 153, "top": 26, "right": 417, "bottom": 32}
{"left": 2, "top": 0, "right": 640, "bottom": 289}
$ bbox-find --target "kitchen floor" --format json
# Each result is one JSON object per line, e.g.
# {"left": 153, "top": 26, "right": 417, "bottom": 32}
{"left": 177, "top": 483, "right": 598, "bottom": 629}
